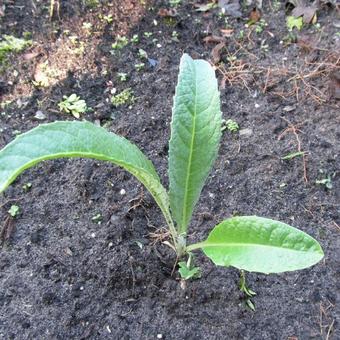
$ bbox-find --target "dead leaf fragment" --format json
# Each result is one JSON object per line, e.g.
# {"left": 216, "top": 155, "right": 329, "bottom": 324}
{"left": 248, "top": 7, "right": 261, "bottom": 24}
{"left": 203, "top": 35, "right": 226, "bottom": 44}
{"left": 288, "top": 0, "right": 318, "bottom": 24}
{"left": 220, "top": 28, "right": 234, "bottom": 37}
{"left": 211, "top": 42, "right": 226, "bottom": 64}
{"left": 158, "top": 8, "right": 177, "bottom": 17}
{"left": 23, "top": 52, "right": 40, "bottom": 61}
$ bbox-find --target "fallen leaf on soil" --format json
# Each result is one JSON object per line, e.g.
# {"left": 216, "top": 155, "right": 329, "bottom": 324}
{"left": 287, "top": 0, "right": 318, "bottom": 24}
{"left": 220, "top": 28, "right": 234, "bottom": 37}
{"left": 203, "top": 35, "right": 226, "bottom": 44}
{"left": 211, "top": 42, "right": 226, "bottom": 64}
{"left": 248, "top": 7, "right": 261, "bottom": 24}
{"left": 329, "top": 71, "right": 340, "bottom": 100}
{"left": 218, "top": 0, "right": 242, "bottom": 18}
{"left": 158, "top": 8, "right": 177, "bottom": 17}
{"left": 23, "top": 52, "right": 40, "bottom": 60}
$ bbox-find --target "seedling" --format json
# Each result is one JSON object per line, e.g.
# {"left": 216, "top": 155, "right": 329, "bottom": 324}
{"left": 22, "top": 182, "right": 32, "bottom": 192}
{"left": 172, "top": 31, "right": 179, "bottom": 42}
{"left": 286, "top": 16, "right": 304, "bottom": 31}
{"left": 178, "top": 253, "right": 201, "bottom": 280}
{"left": 135, "top": 63, "right": 145, "bottom": 71}
{"left": 58, "top": 94, "right": 87, "bottom": 119}
{"left": 281, "top": 151, "right": 306, "bottom": 160}
{"left": 239, "top": 270, "right": 256, "bottom": 311}
{"left": 102, "top": 14, "right": 113, "bottom": 24}
{"left": 169, "top": 0, "right": 181, "bottom": 7}
{"left": 143, "top": 32, "right": 153, "bottom": 38}
{"left": 111, "top": 88, "right": 135, "bottom": 107}
{"left": 8, "top": 205, "right": 20, "bottom": 218}
{"left": 255, "top": 19, "right": 267, "bottom": 34}
{"left": 0, "top": 35, "right": 32, "bottom": 64}
{"left": 92, "top": 213, "right": 103, "bottom": 224}
{"left": 85, "top": 0, "right": 99, "bottom": 8}
{"left": 130, "top": 34, "right": 139, "bottom": 44}
{"left": 138, "top": 48, "right": 148, "bottom": 60}
{"left": 316, "top": 170, "right": 333, "bottom": 190}
{"left": 82, "top": 22, "right": 93, "bottom": 32}
{"left": 117, "top": 72, "right": 128, "bottom": 82}
{"left": 221, "top": 119, "right": 239, "bottom": 133}
{"left": 112, "top": 35, "right": 129, "bottom": 50}
{"left": 0, "top": 55, "right": 324, "bottom": 292}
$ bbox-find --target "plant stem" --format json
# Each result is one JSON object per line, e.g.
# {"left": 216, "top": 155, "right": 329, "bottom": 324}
{"left": 186, "top": 241, "right": 206, "bottom": 252}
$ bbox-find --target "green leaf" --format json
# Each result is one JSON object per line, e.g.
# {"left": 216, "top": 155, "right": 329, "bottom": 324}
{"left": 281, "top": 151, "right": 305, "bottom": 160}
{"left": 187, "top": 216, "right": 324, "bottom": 273}
{"left": 178, "top": 262, "right": 201, "bottom": 280}
{"left": 286, "top": 16, "right": 304, "bottom": 31}
{"left": 168, "top": 54, "right": 221, "bottom": 234}
{"left": 0, "top": 121, "right": 174, "bottom": 231}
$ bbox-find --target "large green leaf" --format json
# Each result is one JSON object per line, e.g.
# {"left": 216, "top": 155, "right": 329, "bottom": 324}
{"left": 168, "top": 54, "right": 221, "bottom": 234}
{"left": 0, "top": 121, "right": 174, "bottom": 231}
{"left": 187, "top": 216, "right": 324, "bottom": 273}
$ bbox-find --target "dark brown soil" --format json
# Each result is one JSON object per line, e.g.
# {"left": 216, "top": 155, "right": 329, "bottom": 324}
{"left": 0, "top": 1, "right": 339, "bottom": 339}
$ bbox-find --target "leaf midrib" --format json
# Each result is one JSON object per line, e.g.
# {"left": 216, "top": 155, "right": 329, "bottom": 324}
{"left": 180, "top": 64, "right": 198, "bottom": 233}
{"left": 187, "top": 241, "right": 320, "bottom": 253}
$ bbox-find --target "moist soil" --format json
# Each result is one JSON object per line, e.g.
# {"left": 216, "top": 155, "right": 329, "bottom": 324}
{"left": 0, "top": 1, "right": 339, "bottom": 339}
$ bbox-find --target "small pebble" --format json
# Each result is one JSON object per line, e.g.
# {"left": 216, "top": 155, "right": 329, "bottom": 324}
{"left": 91, "top": 232, "right": 96, "bottom": 238}
{"left": 157, "top": 334, "right": 163, "bottom": 339}
{"left": 120, "top": 189, "right": 126, "bottom": 195}
{"left": 34, "top": 110, "right": 46, "bottom": 120}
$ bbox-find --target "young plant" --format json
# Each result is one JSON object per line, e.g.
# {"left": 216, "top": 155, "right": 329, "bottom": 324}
{"left": 58, "top": 94, "right": 87, "bottom": 119}
{"left": 0, "top": 35, "right": 32, "bottom": 64}
{"left": 0, "top": 55, "right": 323, "bottom": 285}
{"left": 222, "top": 119, "right": 239, "bottom": 133}
{"left": 111, "top": 88, "right": 135, "bottom": 107}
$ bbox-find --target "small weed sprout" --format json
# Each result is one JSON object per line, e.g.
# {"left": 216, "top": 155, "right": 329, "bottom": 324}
{"left": 144, "top": 32, "right": 153, "bottom": 38}
{"left": 135, "top": 62, "right": 145, "bottom": 71}
{"left": 255, "top": 19, "right": 267, "bottom": 34}
{"left": 172, "top": 31, "right": 179, "bottom": 41}
{"left": 112, "top": 35, "right": 129, "bottom": 50}
{"left": 111, "top": 88, "right": 135, "bottom": 107}
{"left": 22, "top": 182, "right": 32, "bottom": 192}
{"left": 178, "top": 253, "right": 201, "bottom": 280}
{"left": 316, "top": 170, "right": 334, "bottom": 190}
{"left": 222, "top": 119, "right": 239, "bottom": 133}
{"left": 103, "top": 14, "right": 113, "bottom": 24}
{"left": 0, "top": 35, "right": 32, "bottom": 64}
{"left": 82, "top": 22, "right": 93, "bottom": 32}
{"left": 84, "top": 0, "right": 99, "bottom": 8}
{"left": 286, "top": 16, "right": 303, "bottom": 31}
{"left": 8, "top": 205, "right": 20, "bottom": 218}
{"left": 58, "top": 94, "right": 87, "bottom": 119}
{"left": 117, "top": 72, "right": 128, "bottom": 82}
{"left": 169, "top": 0, "right": 181, "bottom": 7}
{"left": 130, "top": 34, "right": 139, "bottom": 44}
{"left": 138, "top": 48, "right": 148, "bottom": 60}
